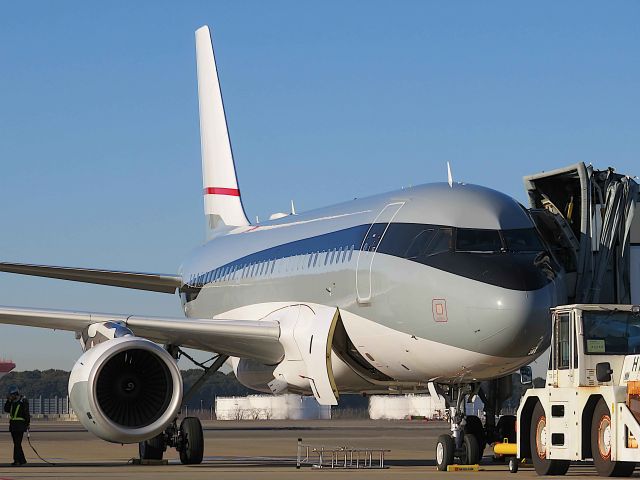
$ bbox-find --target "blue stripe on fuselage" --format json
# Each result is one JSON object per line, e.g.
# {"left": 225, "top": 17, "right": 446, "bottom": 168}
{"left": 183, "top": 223, "right": 554, "bottom": 293}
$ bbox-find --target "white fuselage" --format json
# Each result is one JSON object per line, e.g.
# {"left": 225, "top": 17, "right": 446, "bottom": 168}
{"left": 180, "top": 183, "right": 565, "bottom": 391}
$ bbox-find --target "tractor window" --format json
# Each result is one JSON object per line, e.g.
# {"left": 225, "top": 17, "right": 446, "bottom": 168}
{"left": 573, "top": 323, "right": 579, "bottom": 368}
{"left": 556, "top": 313, "right": 570, "bottom": 370}
{"left": 583, "top": 310, "right": 640, "bottom": 355}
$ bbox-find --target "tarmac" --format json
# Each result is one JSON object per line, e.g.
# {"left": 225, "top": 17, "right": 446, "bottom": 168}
{"left": 0, "top": 419, "right": 614, "bottom": 479}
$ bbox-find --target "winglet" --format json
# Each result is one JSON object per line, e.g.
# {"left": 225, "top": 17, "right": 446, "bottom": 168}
{"left": 447, "top": 162, "right": 453, "bottom": 188}
{"left": 195, "top": 26, "right": 250, "bottom": 232}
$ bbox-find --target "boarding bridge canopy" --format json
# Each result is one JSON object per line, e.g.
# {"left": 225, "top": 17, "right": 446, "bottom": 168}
{"left": 524, "top": 163, "right": 639, "bottom": 304}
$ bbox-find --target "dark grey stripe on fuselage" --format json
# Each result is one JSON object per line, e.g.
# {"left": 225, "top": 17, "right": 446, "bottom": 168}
{"left": 182, "top": 223, "right": 555, "bottom": 299}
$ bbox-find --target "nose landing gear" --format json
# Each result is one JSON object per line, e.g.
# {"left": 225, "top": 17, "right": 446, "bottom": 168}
{"left": 434, "top": 378, "right": 516, "bottom": 471}
{"left": 435, "top": 383, "right": 484, "bottom": 471}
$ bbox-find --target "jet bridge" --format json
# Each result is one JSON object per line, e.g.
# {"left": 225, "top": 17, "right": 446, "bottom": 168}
{"left": 524, "top": 163, "right": 639, "bottom": 304}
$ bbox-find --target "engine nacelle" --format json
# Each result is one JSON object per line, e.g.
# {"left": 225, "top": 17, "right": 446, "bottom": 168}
{"left": 69, "top": 336, "right": 182, "bottom": 444}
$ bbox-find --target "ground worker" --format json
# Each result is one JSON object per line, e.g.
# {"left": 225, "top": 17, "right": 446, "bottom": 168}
{"left": 4, "top": 385, "right": 30, "bottom": 466}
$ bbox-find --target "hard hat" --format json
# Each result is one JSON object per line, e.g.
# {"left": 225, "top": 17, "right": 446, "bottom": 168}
{"left": 8, "top": 385, "right": 19, "bottom": 395}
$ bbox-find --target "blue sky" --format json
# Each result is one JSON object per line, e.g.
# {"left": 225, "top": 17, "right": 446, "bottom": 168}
{"left": 0, "top": 1, "right": 639, "bottom": 372}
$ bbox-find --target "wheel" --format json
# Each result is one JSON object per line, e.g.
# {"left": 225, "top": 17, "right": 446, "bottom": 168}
{"left": 497, "top": 415, "right": 517, "bottom": 443}
{"left": 509, "top": 457, "right": 519, "bottom": 473}
{"left": 179, "top": 417, "right": 204, "bottom": 465}
{"left": 139, "top": 433, "right": 165, "bottom": 460}
{"left": 436, "top": 434, "right": 455, "bottom": 471}
{"left": 530, "top": 401, "right": 570, "bottom": 475}
{"left": 591, "top": 398, "right": 635, "bottom": 477}
{"left": 460, "top": 433, "right": 481, "bottom": 465}
{"left": 465, "top": 415, "right": 486, "bottom": 456}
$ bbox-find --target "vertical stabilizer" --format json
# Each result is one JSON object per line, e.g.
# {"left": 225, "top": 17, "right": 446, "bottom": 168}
{"left": 195, "top": 26, "right": 249, "bottom": 231}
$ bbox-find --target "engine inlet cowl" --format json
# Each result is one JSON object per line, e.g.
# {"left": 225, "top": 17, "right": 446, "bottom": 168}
{"left": 69, "top": 336, "right": 182, "bottom": 444}
{"left": 95, "top": 348, "right": 173, "bottom": 428}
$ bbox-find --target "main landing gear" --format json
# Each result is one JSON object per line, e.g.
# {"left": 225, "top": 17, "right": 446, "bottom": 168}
{"left": 138, "top": 348, "right": 229, "bottom": 464}
{"left": 139, "top": 416, "right": 205, "bottom": 464}
{"left": 435, "top": 378, "right": 516, "bottom": 472}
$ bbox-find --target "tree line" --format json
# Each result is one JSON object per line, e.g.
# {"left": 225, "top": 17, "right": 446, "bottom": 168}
{"left": 0, "top": 369, "right": 544, "bottom": 411}
{"left": 0, "top": 369, "right": 252, "bottom": 409}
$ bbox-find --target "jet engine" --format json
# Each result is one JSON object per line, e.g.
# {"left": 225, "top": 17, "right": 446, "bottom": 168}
{"left": 68, "top": 335, "right": 182, "bottom": 444}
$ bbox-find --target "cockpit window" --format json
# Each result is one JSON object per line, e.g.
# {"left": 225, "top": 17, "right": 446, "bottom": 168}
{"left": 455, "top": 229, "right": 502, "bottom": 253}
{"left": 404, "top": 228, "right": 438, "bottom": 259}
{"left": 425, "top": 227, "right": 453, "bottom": 256}
{"left": 502, "top": 228, "right": 544, "bottom": 252}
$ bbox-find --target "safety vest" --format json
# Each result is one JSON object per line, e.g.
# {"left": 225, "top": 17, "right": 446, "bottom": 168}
{"left": 10, "top": 402, "right": 24, "bottom": 421}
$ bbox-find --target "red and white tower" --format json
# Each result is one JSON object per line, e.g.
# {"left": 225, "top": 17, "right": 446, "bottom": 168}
{"left": 0, "top": 359, "right": 15, "bottom": 380}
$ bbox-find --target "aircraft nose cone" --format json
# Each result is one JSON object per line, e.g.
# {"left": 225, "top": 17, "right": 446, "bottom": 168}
{"left": 475, "top": 283, "right": 557, "bottom": 359}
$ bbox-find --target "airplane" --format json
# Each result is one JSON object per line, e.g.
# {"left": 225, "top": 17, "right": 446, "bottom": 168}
{"left": 0, "top": 25, "right": 567, "bottom": 469}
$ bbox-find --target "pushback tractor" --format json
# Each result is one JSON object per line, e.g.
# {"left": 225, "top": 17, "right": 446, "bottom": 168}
{"left": 517, "top": 304, "right": 640, "bottom": 477}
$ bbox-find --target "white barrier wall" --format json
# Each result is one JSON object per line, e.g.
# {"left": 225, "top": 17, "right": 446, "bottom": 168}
{"left": 368, "top": 394, "right": 447, "bottom": 420}
{"left": 215, "top": 394, "right": 331, "bottom": 420}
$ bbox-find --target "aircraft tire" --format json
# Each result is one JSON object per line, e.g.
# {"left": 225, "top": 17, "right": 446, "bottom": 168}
{"left": 436, "top": 434, "right": 455, "bottom": 471}
{"left": 139, "top": 434, "right": 165, "bottom": 460}
{"left": 591, "top": 398, "right": 635, "bottom": 477}
{"left": 179, "top": 417, "right": 204, "bottom": 465}
{"left": 530, "top": 401, "right": 569, "bottom": 475}
{"left": 460, "top": 433, "right": 481, "bottom": 465}
{"left": 465, "top": 415, "right": 486, "bottom": 456}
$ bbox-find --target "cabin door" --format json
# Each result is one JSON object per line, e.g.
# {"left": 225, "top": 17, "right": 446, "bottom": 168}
{"left": 356, "top": 202, "right": 404, "bottom": 304}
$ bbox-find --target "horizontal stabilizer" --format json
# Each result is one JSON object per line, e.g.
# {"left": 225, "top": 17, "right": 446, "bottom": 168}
{"left": 0, "top": 262, "right": 181, "bottom": 294}
{"left": 0, "top": 305, "right": 283, "bottom": 364}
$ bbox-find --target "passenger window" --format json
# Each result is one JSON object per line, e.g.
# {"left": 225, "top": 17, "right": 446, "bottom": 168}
{"left": 456, "top": 228, "right": 502, "bottom": 253}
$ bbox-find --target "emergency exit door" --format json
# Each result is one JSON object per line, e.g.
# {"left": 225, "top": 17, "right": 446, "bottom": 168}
{"left": 356, "top": 202, "right": 404, "bottom": 304}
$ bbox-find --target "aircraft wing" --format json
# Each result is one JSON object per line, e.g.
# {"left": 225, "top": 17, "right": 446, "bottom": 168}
{"left": 0, "top": 306, "right": 283, "bottom": 364}
{"left": 0, "top": 262, "right": 181, "bottom": 293}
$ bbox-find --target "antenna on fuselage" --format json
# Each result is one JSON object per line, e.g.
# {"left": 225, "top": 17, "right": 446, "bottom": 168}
{"left": 290, "top": 200, "right": 296, "bottom": 215}
{"left": 447, "top": 162, "right": 453, "bottom": 188}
